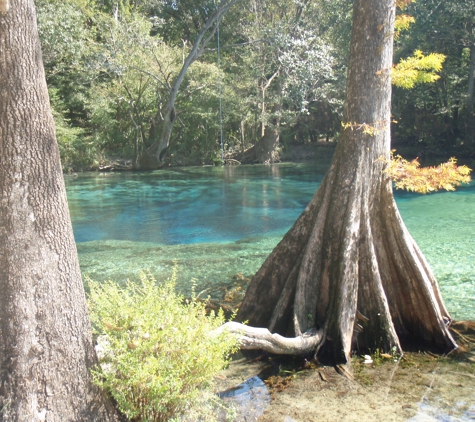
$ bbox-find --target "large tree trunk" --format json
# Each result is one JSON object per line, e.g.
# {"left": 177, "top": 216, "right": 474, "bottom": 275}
{"left": 236, "top": 0, "right": 457, "bottom": 363}
{"left": 0, "top": 2, "right": 119, "bottom": 420}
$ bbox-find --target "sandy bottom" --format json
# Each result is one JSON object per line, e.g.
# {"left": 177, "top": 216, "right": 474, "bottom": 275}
{"left": 216, "top": 329, "right": 475, "bottom": 422}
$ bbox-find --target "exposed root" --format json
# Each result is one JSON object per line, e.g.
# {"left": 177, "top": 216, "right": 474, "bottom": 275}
{"left": 214, "top": 322, "right": 323, "bottom": 355}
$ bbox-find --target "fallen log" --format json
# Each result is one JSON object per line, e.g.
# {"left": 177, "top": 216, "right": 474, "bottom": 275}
{"left": 213, "top": 321, "right": 323, "bottom": 355}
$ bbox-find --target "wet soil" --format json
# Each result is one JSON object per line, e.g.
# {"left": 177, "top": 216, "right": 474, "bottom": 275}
{"left": 216, "top": 322, "right": 475, "bottom": 422}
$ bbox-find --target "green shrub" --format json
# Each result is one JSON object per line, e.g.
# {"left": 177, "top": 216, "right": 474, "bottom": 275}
{"left": 87, "top": 271, "right": 238, "bottom": 422}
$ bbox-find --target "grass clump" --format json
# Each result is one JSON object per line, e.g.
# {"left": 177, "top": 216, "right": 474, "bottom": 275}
{"left": 87, "top": 270, "right": 239, "bottom": 421}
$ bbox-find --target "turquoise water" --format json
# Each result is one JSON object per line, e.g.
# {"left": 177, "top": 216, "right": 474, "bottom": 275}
{"left": 65, "top": 163, "right": 475, "bottom": 320}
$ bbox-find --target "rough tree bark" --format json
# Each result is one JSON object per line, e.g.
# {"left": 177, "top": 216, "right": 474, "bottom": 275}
{"left": 139, "top": 0, "right": 240, "bottom": 170}
{"left": 0, "top": 1, "right": 119, "bottom": 420}
{"left": 235, "top": 0, "right": 457, "bottom": 363}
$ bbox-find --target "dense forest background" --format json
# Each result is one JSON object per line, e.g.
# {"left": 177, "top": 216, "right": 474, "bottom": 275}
{"left": 37, "top": 0, "right": 475, "bottom": 171}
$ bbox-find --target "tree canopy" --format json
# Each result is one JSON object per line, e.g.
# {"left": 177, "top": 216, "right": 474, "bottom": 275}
{"left": 34, "top": 0, "right": 475, "bottom": 171}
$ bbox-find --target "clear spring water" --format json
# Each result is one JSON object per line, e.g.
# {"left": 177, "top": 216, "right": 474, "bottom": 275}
{"left": 65, "top": 162, "right": 475, "bottom": 320}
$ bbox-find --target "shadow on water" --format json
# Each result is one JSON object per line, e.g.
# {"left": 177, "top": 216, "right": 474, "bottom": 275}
{"left": 218, "top": 376, "right": 271, "bottom": 421}
{"left": 217, "top": 357, "right": 295, "bottom": 421}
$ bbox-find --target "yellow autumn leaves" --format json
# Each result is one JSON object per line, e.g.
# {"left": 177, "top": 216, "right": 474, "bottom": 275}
{"left": 392, "top": 50, "right": 446, "bottom": 89}
{"left": 392, "top": 0, "right": 446, "bottom": 89}
{"left": 383, "top": 152, "right": 472, "bottom": 194}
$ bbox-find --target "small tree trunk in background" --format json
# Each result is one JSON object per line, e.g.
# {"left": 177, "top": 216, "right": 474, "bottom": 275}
{"left": 0, "top": 1, "right": 119, "bottom": 420}
{"left": 255, "top": 113, "right": 281, "bottom": 163}
{"left": 240, "top": 78, "right": 283, "bottom": 164}
{"left": 240, "top": 120, "right": 246, "bottom": 153}
{"left": 236, "top": 0, "right": 456, "bottom": 363}
{"left": 238, "top": 120, "right": 281, "bottom": 163}
{"left": 140, "top": 96, "right": 178, "bottom": 169}
{"left": 466, "top": 18, "right": 475, "bottom": 145}
{"left": 255, "top": 74, "right": 282, "bottom": 164}
{"left": 138, "top": 0, "right": 240, "bottom": 169}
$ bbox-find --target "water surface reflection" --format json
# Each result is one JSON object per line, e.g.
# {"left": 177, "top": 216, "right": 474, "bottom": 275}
{"left": 65, "top": 163, "right": 475, "bottom": 320}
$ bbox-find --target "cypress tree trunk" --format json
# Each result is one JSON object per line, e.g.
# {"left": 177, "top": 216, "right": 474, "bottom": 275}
{"left": 0, "top": 1, "right": 119, "bottom": 420}
{"left": 255, "top": 124, "right": 280, "bottom": 163}
{"left": 236, "top": 0, "right": 457, "bottom": 363}
{"left": 241, "top": 108, "right": 281, "bottom": 164}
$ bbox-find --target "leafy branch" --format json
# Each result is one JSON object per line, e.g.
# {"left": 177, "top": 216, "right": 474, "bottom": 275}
{"left": 392, "top": 0, "right": 445, "bottom": 89}
{"left": 395, "top": 14, "right": 415, "bottom": 37}
{"left": 383, "top": 152, "right": 472, "bottom": 194}
{"left": 341, "top": 120, "right": 389, "bottom": 136}
{"left": 392, "top": 50, "right": 446, "bottom": 89}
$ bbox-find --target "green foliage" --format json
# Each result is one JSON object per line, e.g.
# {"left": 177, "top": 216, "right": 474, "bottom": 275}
{"left": 36, "top": 0, "right": 475, "bottom": 168}
{"left": 36, "top": 0, "right": 93, "bottom": 72}
{"left": 49, "top": 88, "right": 97, "bottom": 172}
{"left": 35, "top": 0, "right": 348, "bottom": 169}
{"left": 37, "top": 0, "right": 107, "bottom": 169}
{"left": 391, "top": 0, "right": 471, "bottom": 148}
{"left": 168, "top": 60, "right": 230, "bottom": 165}
{"left": 37, "top": 0, "right": 99, "bottom": 123}
{"left": 87, "top": 271, "right": 239, "bottom": 422}
{"left": 392, "top": 50, "right": 446, "bottom": 89}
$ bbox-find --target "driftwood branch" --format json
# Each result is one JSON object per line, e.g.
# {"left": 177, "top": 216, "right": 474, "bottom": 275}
{"left": 214, "top": 321, "right": 323, "bottom": 355}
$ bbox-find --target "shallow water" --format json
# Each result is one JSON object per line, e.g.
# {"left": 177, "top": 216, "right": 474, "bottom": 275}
{"left": 218, "top": 375, "right": 271, "bottom": 420}
{"left": 65, "top": 162, "right": 475, "bottom": 320}
{"left": 216, "top": 349, "right": 475, "bottom": 422}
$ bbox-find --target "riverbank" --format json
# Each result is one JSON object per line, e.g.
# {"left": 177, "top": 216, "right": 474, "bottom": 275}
{"left": 94, "top": 141, "right": 338, "bottom": 171}
{"left": 90, "top": 140, "right": 475, "bottom": 173}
